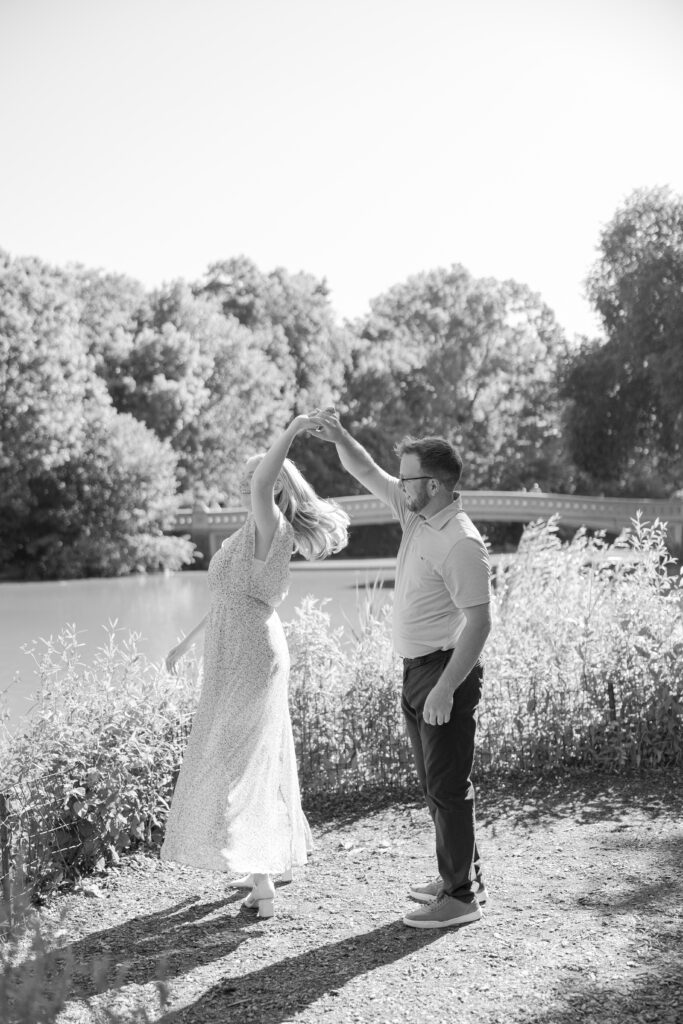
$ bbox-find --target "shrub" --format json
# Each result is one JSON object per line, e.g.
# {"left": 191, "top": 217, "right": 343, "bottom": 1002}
{"left": 0, "top": 517, "right": 680, "bottom": 910}
{"left": 285, "top": 591, "right": 410, "bottom": 795}
{"left": 482, "top": 515, "right": 683, "bottom": 771}
{"left": 0, "top": 624, "right": 199, "bottom": 901}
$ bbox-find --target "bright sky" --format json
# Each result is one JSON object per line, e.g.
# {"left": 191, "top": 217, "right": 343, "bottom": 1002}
{"left": 1, "top": 0, "right": 682, "bottom": 340}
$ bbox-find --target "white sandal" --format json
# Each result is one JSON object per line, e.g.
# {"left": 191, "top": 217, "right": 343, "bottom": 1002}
{"left": 242, "top": 877, "right": 276, "bottom": 919}
{"left": 230, "top": 867, "right": 292, "bottom": 889}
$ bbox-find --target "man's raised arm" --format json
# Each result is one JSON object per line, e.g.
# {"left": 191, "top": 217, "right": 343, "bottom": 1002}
{"left": 310, "top": 408, "right": 397, "bottom": 502}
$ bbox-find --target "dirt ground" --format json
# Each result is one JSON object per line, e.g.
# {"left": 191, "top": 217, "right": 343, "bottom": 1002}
{"left": 17, "top": 771, "right": 683, "bottom": 1023}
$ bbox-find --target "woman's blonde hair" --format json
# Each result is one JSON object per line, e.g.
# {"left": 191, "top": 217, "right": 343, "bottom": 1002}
{"left": 276, "top": 458, "right": 349, "bottom": 561}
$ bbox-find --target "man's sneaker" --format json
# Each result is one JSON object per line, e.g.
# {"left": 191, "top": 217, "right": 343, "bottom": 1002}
{"left": 409, "top": 876, "right": 488, "bottom": 905}
{"left": 409, "top": 877, "right": 443, "bottom": 903}
{"left": 403, "top": 894, "right": 482, "bottom": 929}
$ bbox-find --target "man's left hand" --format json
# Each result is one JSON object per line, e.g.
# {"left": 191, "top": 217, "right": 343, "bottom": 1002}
{"left": 422, "top": 683, "right": 455, "bottom": 726}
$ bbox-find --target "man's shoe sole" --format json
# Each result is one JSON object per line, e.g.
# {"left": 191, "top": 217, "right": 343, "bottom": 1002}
{"left": 403, "top": 904, "right": 482, "bottom": 929}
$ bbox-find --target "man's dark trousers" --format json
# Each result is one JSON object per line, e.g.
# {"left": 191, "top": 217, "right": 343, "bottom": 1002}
{"left": 401, "top": 649, "right": 483, "bottom": 902}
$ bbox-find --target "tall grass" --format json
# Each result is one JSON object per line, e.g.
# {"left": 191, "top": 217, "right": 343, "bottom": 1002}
{"left": 286, "top": 589, "right": 412, "bottom": 795}
{"left": 0, "top": 517, "right": 681, "bottom": 909}
{"left": 482, "top": 515, "right": 683, "bottom": 771}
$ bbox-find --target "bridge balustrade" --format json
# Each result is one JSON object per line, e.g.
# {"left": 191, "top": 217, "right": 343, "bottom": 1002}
{"left": 170, "top": 492, "right": 683, "bottom": 558}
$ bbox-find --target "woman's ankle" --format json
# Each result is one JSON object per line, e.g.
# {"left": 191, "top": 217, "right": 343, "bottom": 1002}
{"left": 251, "top": 873, "right": 275, "bottom": 896}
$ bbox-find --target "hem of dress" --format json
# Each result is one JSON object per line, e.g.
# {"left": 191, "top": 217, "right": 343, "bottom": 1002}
{"left": 160, "top": 845, "right": 309, "bottom": 876}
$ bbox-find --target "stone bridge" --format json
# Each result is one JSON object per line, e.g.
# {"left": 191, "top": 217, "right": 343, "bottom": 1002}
{"left": 170, "top": 491, "right": 683, "bottom": 558}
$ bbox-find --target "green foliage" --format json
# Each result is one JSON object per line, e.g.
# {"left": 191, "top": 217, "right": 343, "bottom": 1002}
{"left": 0, "top": 520, "right": 681, "bottom": 919}
{"left": 286, "top": 593, "right": 412, "bottom": 792}
{"left": 179, "top": 313, "right": 292, "bottom": 503}
{"left": 483, "top": 516, "right": 683, "bottom": 770}
{"left": 564, "top": 186, "right": 683, "bottom": 494}
{"left": 70, "top": 266, "right": 148, "bottom": 373}
{"left": 1, "top": 624, "right": 199, "bottom": 897}
{"left": 287, "top": 519, "right": 682, "bottom": 785}
{"left": 98, "top": 281, "right": 288, "bottom": 498}
{"left": 0, "top": 254, "right": 194, "bottom": 578}
{"left": 73, "top": 273, "right": 299, "bottom": 503}
{"left": 588, "top": 185, "right": 683, "bottom": 423}
{"left": 0, "top": 252, "right": 94, "bottom": 538}
{"left": 200, "top": 255, "right": 352, "bottom": 411}
{"left": 341, "top": 266, "right": 572, "bottom": 492}
{"left": 24, "top": 404, "right": 194, "bottom": 578}
{"left": 6, "top": 200, "right": 683, "bottom": 579}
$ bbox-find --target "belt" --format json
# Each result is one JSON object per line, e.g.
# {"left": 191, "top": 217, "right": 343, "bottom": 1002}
{"left": 402, "top": 648, "right": 454, "bottom": 667}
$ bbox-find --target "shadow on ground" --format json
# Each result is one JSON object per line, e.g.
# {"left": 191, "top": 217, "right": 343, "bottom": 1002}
{"left": 157, "top": 921, "right": 444, "bottom": 1023}
{"left": 305, "top": 769, "right": 683, "bottom": 832}
{"left": 476, "top": 769, "right": 683, "bottom": 831}
{"left": 9, "top": 899, "right": 444, "bottom": 1024}
{"left": 7, "top": 770, "right": 681, "bottom": 1023}
{"left": 521, "top": 961, "right": 683, "bottom": 1024}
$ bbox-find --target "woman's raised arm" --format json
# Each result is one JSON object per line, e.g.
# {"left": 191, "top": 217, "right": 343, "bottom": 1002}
{"left": 249, "top": 415, "right": 315, "bottom": 557}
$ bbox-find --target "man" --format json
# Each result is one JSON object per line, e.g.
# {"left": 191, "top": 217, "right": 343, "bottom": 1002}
{"left": 310, "top": 409, "right": 491, "bottom": 929}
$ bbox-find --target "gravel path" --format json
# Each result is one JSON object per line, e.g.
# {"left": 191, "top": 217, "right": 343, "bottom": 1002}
{"left": 22, "top": 772, "right": 683, "bottom": 1023}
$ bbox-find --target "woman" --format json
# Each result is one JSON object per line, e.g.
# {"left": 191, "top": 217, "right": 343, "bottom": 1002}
{"left": 161, "top": 414, "right": 349, "bottom": 918}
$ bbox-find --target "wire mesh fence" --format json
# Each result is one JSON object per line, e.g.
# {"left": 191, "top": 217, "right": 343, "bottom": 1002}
{"left": 0, "top": 775, "right": 84, "bottom": 929}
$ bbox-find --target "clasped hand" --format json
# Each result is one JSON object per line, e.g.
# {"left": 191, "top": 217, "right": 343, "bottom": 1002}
{"left": 305, "top": 406, "right": 342, "bottom": 442}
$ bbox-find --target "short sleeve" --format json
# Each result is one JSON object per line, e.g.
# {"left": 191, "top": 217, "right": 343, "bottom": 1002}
{"left": 372, "top": 475, "right": 410, "bottom": 528}
{"left": 441, "top": 537, "right": 491, "bottom": 608}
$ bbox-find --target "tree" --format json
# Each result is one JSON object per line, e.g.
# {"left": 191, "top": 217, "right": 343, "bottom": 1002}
{"left": 563, "top": 186, "right": 683, "bottom": 494}
{"left": 200, "top": 256, "right": 351, "bottom": 411}
{"left": 70, "top": 266, "right": 148, "bottom": 375}
{"left": 341, "top": 266, "right": 571, "bottom": 492}
{"left": 0, "top": 252, "right": 94, "bottom": 537}
{"left": 0, "top": 252, "right": 192, "bottom": 578}
{"left": 88, "top": 279, "right": 295, "bottom": 501}
{"left": 178, "top": 315, "right": 294, "bottom": 503}
{"left": 23, "top": 402, "right": 194, "bottom": 579}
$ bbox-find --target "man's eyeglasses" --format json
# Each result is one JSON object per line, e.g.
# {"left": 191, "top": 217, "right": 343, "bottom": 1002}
{"left": 399, "top": 475, "right": 435, "bottom": 484}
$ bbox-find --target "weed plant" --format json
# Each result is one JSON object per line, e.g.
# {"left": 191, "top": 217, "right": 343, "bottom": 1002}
{"left": 0, "top": 517, "right": 680, "bottom": 912}
{"left": 482, "top": 515, "right": 682, "bottom": 771}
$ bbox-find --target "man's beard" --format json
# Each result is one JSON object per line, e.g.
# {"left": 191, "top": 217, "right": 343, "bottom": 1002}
{"left": 405, "top": 482, "right": 430, "bottom": 513}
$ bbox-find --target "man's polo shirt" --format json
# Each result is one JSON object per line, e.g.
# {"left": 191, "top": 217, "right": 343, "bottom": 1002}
{"left": 375, "top": 477, "right": 491, "bottom": 658}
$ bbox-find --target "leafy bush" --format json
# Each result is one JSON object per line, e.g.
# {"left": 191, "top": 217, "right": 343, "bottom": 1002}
{"left": 482, "top": 515, "right": 683, "bottom": 771}
{"left": 285, "top": 591, "right": 410, "bottom": 795}
{"left": 0, "top": 252, "right": 195, "bottom": 580}
{"left": 0, "top": 625, "right": 198, "bottom": 900}
{"left": 0, "top": 517, "right": 680, "bottom": 910}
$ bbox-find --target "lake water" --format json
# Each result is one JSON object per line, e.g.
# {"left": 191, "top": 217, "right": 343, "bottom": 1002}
{"left": 0, "top": 561, "right": 396, "bottom": 730}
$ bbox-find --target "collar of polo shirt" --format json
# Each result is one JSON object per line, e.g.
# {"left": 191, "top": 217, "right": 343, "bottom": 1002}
{"left": 419, "top": 492, "right": 463, "bottom": 527}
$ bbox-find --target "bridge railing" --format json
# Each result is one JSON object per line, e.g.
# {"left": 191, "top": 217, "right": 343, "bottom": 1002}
{"left": 169, "top": 491, "right": 683, "bottom": 556}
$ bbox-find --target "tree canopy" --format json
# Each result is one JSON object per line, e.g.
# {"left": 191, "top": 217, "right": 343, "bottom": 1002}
{"left": 200, "top": 256, "right": 351, "bottom": 411}
{"left": 4, "top": 185, "right": 683, "bottom": 578}
{"left": 563, "top": 186, "right": 683, "bottom": 494}
{"left": 341, "top": 266, "right": 571, "bottom": 491}
{"left": 0, "top": 253, "right": 192, "bottom": 577}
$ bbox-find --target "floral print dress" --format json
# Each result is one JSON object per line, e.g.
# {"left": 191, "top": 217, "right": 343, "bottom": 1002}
{"left": 161, "top": 511, "right": 312, "bottom": 875}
